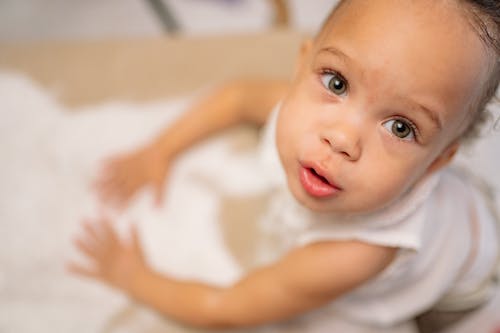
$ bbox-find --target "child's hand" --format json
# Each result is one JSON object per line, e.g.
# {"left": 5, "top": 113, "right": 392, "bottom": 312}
{"left": 68, "top": 217, "right": 148, "bottom": 293}
{"left": 94, "top": 146, "right": 170, "bottom": 209}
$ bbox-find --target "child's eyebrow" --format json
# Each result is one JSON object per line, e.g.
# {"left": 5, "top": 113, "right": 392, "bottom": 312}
{"left": 318, "top": 46, "right": 443, "bottom": 130}
{"left": 402, "top": 98, "right": 443, "bottom": 130}
{"left": 318, "top": 47, "right": 351, "bottom": 65}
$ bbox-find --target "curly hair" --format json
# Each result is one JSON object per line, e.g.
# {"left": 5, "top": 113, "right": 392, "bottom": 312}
{"left": 458, "top": 0, "right": 499, "bottom": 142}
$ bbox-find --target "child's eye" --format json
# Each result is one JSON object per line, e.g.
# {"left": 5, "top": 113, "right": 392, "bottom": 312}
{"left": 320, "top": 72, "right": 348, "bottom": 96}
{"left": 382, "top": 119, "right": 416, "bottom": 141}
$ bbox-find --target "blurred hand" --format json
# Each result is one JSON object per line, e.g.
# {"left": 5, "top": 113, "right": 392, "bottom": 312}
{"left": 94, "top": 145, "right": 170, "bottom": 210}
{"left": 68, "top": 217, "right": 147, "bottom": 292}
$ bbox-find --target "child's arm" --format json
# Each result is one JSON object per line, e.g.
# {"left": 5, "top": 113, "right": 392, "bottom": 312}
{"left": 95, "top": 79, "right": 288, "bottom": 209}
{"left": 70, "top": 217, "right": 397, "bottom": 329}
{"left": 147, "top": 78, "right": 289, "bottom": 160}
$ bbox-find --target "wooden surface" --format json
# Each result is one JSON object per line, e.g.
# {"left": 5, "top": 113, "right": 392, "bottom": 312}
{"left": 0, "top": 30, "right": 303, "bottom": 107}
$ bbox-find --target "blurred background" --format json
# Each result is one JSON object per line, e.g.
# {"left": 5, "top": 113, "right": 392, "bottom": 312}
{"left": 0, "top": 0, "right": 342, "bottom": 106}
{"left": 0, "top": 0, "right": 338, "bottom": 41}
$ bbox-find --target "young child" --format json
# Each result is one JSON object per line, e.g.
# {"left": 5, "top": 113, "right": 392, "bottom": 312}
{"left": 69, "top": 0, "right": 499, "bottom": 331}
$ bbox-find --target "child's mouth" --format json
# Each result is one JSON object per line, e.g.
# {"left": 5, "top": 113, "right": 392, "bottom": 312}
{"left": 299, "top": 166, "right": 341, "bottom": 198}
{"left": 311, "top": 168, "right": 330, "bottom": 184}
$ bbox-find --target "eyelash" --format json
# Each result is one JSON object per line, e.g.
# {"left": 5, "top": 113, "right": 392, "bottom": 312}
{"left": 318, "top": 67, "right": 421, "bottom": 144}
{"left": 386, "top": 116, "right": 421, "bottom": 143}
{"left": 319, "top": 68, "right": 349, "bottom": 96}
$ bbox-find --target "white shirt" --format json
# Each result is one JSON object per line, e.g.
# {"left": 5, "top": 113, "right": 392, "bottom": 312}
{"left": 255, "top": 105, "right": 499, "bottom": 326}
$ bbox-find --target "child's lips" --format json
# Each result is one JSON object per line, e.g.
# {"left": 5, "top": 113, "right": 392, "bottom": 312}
{"left": 298, "top": 165, "right": 342, "bottom": 198}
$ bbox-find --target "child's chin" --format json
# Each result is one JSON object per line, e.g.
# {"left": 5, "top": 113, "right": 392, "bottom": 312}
{"left": 291, "top": 188, "right": 387, "bottom": 216}
{"left": 290, "top": 187, "right": 344, "bottom": 213}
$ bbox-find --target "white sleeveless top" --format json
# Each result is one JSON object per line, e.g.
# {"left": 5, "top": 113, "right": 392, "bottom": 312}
{"left": 255, "top": 105, "right": 499, "bottom": 326}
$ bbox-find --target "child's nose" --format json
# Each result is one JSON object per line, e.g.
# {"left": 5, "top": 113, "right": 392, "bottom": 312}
{"left": 320, "top": 123, "right": 361, "bottom": 161}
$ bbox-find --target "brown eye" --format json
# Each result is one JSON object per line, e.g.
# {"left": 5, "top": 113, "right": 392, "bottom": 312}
{"left": 392, "top": 120, "right": 411, "bottom": 138}
{"left": 382, "top": 119, "right": 415, "bottom": 141}
{"left": 321, "top": 72, "right": 348, "bottom": 95}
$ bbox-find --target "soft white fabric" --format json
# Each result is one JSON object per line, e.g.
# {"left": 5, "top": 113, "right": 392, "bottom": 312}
{"left": 0, "top": 73, "right": 247, "bottom": 333}
{"left": 256, "top": 104, "right": 500, "bottom": 327}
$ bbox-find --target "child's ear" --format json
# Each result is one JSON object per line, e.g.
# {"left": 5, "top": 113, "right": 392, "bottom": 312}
{"left": 425, "top": 141, "right": 460, "bottom": 175}
{"left": 293, "top": 39, "right": 314, "bottom": 78}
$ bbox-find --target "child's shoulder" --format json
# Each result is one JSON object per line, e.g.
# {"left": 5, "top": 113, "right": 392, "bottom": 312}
{"left": 436, "top": 167, "right": 497, "bottom": 212}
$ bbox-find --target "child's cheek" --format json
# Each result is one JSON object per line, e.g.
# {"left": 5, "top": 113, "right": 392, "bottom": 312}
{"left": 360, "top": 152, "right": 423, "bottom": 209}
{"left": 377, "top": 126, "right": 421, "bottom": 156}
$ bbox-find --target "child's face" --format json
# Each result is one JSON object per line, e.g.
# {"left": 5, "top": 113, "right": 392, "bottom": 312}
{"left": 277, "top": 0, "right": 492, "bottom": 214}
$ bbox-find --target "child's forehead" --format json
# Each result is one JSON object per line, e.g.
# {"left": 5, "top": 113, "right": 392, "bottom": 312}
{"left": 313, "top": 0, "right": 490, "bottom": 122}
{"left": 317, "top": 0, "right": 478, "bottom": 55}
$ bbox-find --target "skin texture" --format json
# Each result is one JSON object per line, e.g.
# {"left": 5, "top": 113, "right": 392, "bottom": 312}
{"left": 70, "top": 0, "right": 492, "bottom": 329}
{"left": 277, "top": 0, "right": 491, "bottom": 213}
{"left": 69, "top": 216, "right": 396, "bottom": 328}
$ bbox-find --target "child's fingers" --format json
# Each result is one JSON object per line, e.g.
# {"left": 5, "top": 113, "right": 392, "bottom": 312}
{"left": 96, "top": 165, "right": 130, "bottom": 191}
{"left": 94, "top": 162, "right": 121, "bottom": 188}
{"left": 99, "top": 177, "right": 127, "bottom": 201}
{"left": 80, "top": 218, "right": 115, "bottom": 253}
{"left": 98, "top": 216, "right": 121, "bottom": 246}
{"left": 94, "top": 177, "right": 119, "bottom": 198}
{"left": 114, "top": 197, "right": 131, "bottom": 212}
{"left": 84, "top": 219, "right": 117, "bottom": 252}
{"left": 66, "top": 260, "right": 99, "bottom": 279}
{"left": 101, "top": 156, "right": 128, "bottom": 175}
{"left": 101, "top": 159, "right": 120, "bottom": 173}
{"left": 103, "top": 178, "right": 138, "bottom": 209}
{"left": 82, "top": 219, "right": 104, "bottom": 245}
{"left": 73, "top": 235, "right": 100, "bottom": 260}
{"left": 116, "top": 180, "right": 137, "bottom": 206}
{"left": 130, "top": 223, "right": 143, "bottom": 254}
{"left": 94, "top": 180, "right": 117, "bottom": 205}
